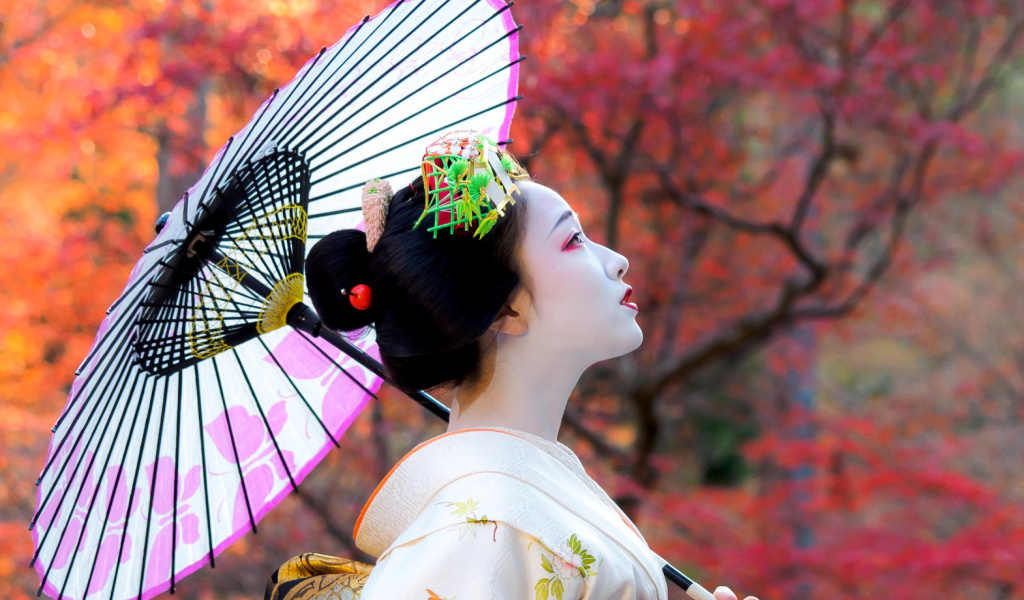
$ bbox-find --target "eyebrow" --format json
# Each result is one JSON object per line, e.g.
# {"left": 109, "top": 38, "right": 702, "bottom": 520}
{"left": 546, "top": 209, "right": 578, "bottom": 240}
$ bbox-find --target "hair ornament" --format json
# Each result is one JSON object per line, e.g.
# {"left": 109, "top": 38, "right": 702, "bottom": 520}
{"left": 413, "top": 129, "right": 530, "bottom": 240}
{"left": 361, "top": 178, "right": 393, "bottom": 252}
{"left": 340, "top": 284, "right": 372, "bottom": 311}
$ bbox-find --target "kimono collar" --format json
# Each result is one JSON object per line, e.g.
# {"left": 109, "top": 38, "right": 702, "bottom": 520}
{"left": 354, "top": 427, "right": 649, "bottom": 557}
{"left": 353, "top": 428, "right": 524, "bottom": 555}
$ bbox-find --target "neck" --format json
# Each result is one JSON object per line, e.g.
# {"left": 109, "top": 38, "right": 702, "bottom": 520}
{"left": 446, "top": 331, "right": 585, "bottom": 443}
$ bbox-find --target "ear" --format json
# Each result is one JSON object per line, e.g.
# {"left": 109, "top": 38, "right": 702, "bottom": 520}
{"left": 488, "top": 288, "right": 529, "bottom": 336}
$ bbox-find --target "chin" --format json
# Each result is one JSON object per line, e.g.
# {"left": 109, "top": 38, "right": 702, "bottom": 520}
{"left": 605, "top": 321, "right": 644, "bottom": 359}
{"left": 624, "top": 321, "right": 643, "bottom": 353}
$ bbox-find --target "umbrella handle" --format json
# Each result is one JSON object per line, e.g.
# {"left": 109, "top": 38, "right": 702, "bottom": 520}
{"left": 664, "top": 563, "right": 717, "bottom": 599}
{"left": 285, "top": 303, "right": 451, "bottom": 422}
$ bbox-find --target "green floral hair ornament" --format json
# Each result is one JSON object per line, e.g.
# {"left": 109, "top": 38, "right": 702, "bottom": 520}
{"left": 413, "top": 129, "right": 531, "bottom": 240}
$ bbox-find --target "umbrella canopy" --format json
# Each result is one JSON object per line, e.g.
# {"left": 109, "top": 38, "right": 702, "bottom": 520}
{"left": 30, "top": 1, "right": 523, "bottom": 598}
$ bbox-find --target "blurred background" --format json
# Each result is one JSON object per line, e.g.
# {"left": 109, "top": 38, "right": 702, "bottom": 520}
{"left": 3, "top": 0, "right": 1024, "bottom": 598}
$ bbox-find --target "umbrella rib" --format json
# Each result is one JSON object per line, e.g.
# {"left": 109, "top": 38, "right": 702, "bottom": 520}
{"left": 31, "top": 342, "right": 136, "bottom": 532}
{"left": 307, "top": 166, "right": 419, "bottom": 204}
{"left": 132, "top": 278, "right": 189, "bottom": 599}
{"left": 185, "top": 135, "right": 238, "bottom": 242}
{"left": 231, "top": 159, "right": 295, "bottom": 285}
{"left": 53, "top": 369, "right": 144, "bottom": 600}
{"left": 32, "top": 351, "right": 134, "bottom": 575}
{"left": 148, "top": 285, "right": 265, "bottom": 311}
{"left": 142, "top": 237, "right": 184, "bottom": 255}
{"left": 304, "top": 0, "right": 502, "bottom": 157}
{"left": 244, "top": 157, "right": 306, "bottom": 283}
{"left": 157, "top": 257, "right": 254, "bottom": 301}
{"left": 171, "top": 370, "right": 184, "bottom": 593}
{"left": 176, "top": 265, "right": 265, "bottom": 308}
{"left": 56, "top": 298, "right": 144, "bottom": 431}
{"left": 137, "top": 303, "right": 255, "bottom": 319}
{"left": 304, "top": 206, "right": 364, "bottom": 220}
{"left": 79, "top": 369, "right": 148, "bottom": 598}
{"left": 292, "top": 329, "right": 381, "bottom": 399}
{"left": 229, "top": 348, "right": 299, "bottom": 492}
{"left": 95, "top": 260, "right": 160, "bottom": 325}
{"left": 237, "top": 13, "right": 356, "bottom": 164}
{"left": 255, "top": 335, "right": 341, "bottom": 448}
{"left": 307, "top": 29, "right": 524, "bottom": 167}
{"left": 308, "top": 92, "right": 522, "bottom": 191}
{"left": 192, "top": 364, "right": 216, "bottom": 568}
{"left": 108, "top": 374, "right": 159, "bottom": 600}
{"left": 211, "top": 356, "right": 258, "bottom": 534}
{"left": 272, "top": 3, "right": 408, "bottom": 148}
{"left": 291, "top": 0, "right": 441, "bottom": 150}
{"left": 169, "top": 259, "right": 263, "bottom": 308}
{"left": 220, "top": 83, "right": 281, "bottom": 177}
{"left": 301, "top": 28, "right": 520, "bottom": 170}
{"left": 137, "top": 370, "right": 173, "bottom": 600}
{"left": 215, "top": 187, "right": 289, "bottom": 289}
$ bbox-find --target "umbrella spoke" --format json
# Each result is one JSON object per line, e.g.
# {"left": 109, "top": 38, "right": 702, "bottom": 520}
{"left": 80, "top": 369, "right": 148, "bottom": 598}
{"left": 142, "top": 237, "right": 184, "bottom": 255}
{"left": 183, "top": 135, "right": 237, "bottom": 242}
{"left": 291, "top": 0, "right": 441, "bottom": 150}
{"left": 32, "top": 351, "right": 135, "bottom": 575}
{"left": 170, "top": 370, "right": 184, "bottom": 592}
{"left": 55, "top": 301, "right": 141, "bottom": 431}
{"left": 309, "top": 93, "right": 522, "bottom": 189}
{"left": 307, "top": 33, "right": 523, "bottom": 169}
{"left": 230, "top": 348, "right": 299, "bottom": 492}
{"left": 137, "top": 368, "right": 174, "bottom": 599}
{"left": 89, "top": 260, "right": 160, "bottom": 336}
{"left": 192, "top": 365, "right": 216, "bottom": 569}
{"left": 32, "top": 343, "right": 137, "bottom": 529}
{"left": 255, "top": 335, "right": 341, "bottom": 448}
{"left": 307, "top": 166, "right": 419, "bottom": 204}
{"left": 211, "top": 357, "right": 258, "bottom": 535}
{"left": 293, "top": 329, "right": 380, "bottom": 399}
{"left": 273, "top": 3, "right": 409, "bottom": 147}
{"left": 54, "top": 370, "right": 144, "bottom": 599}
{"left": 305, "top": 0, "right": 509, "bottom": 158}
{"left": 219, "top": 165, "right": 300, "bottom": 286}
{"left": 108, "top": 374, "right": 160, "bottom": 600}
{"left": 246, "top": 17, "right": 363, "bottom": 158}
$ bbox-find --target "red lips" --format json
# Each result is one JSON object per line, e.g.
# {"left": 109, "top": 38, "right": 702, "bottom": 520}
{"left": 621, "top": 286, "right": 638, "bottom": 311}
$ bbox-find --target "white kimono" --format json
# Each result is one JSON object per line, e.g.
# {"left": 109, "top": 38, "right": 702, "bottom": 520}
{"left": 353, "top": 427, "right": 670, "bottom": 600}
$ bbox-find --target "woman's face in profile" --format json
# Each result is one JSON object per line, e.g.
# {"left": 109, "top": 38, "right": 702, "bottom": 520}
{"left": 512, "top": 181, "right": 642, "bottom": 363}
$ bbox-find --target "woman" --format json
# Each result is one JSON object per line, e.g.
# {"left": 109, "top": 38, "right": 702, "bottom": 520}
{"left": 268, "top": 131, "right": 756, "bottom": 600}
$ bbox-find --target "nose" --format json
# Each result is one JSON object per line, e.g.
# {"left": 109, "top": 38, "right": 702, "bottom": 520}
{"left": 607, "top": 249, "right": 629, "bottom": 280}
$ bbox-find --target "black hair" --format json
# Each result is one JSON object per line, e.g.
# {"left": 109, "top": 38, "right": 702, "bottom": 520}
{"left": 305, "top": 173, "right": 530, "bottom": 395}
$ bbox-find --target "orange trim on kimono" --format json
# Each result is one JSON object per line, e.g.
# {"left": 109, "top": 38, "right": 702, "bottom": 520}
{"left": 352, "top": 428, "right": 520, "bottom": 541}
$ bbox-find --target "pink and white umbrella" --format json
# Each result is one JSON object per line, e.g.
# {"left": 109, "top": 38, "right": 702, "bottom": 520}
{"left": 30, "top": 1, "right": 524, "bottom": 598}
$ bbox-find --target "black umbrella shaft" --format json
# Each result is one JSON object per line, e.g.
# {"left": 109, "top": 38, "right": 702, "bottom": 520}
{"left": 287, "top": 304, "right": 450, "bottom": 421}
{"left": 205, "top": 248, "right": 450, "bottom": 422}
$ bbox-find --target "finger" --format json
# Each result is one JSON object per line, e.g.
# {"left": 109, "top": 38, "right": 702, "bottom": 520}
{"left": 713, "top": 586, "right": 738, "bottom": 600}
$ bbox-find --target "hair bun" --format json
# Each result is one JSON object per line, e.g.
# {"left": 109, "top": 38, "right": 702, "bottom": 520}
{"left": 305, "top": 229, "right": 377, "bottom": 333}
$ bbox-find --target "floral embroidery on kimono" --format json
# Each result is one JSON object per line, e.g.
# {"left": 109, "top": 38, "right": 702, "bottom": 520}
{"left": 532, "top": 533, "right": 599, "bottom": 600}
{"left": 436, "top": 496, "right": 499, "bottom": 541}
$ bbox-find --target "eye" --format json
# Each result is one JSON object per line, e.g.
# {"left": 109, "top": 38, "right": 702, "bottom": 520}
{"left": 565, "top": 231, "right": 585, "bottom": 249}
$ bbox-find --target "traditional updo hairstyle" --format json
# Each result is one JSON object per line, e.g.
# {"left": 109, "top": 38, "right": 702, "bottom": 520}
{"left": 305, "top": 172, "right": 530, "bottom": 395}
